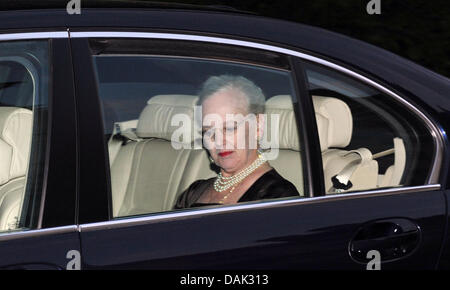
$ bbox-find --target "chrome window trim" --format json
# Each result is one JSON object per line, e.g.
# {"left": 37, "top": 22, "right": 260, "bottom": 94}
{"left": 79, "top": 184, "right": 441, "bottom": 232}
{"left": 0, "top": 31, "right": 68, "bottom": 41}
{"left": 0, "top": 225, "right": 78, "bottom": 242}
{"left": 70, "top": 31, "right": 443, "bottom": 185}
{"left": 0, "top": 184, "right": 440, "bottom": 237}
{"left": 69, "top": 31, "right": 444, "bottom": 230}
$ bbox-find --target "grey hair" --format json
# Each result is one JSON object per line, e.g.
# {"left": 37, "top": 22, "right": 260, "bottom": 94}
{"left": 198, "top": 75, "right": 265, "bottom": 114}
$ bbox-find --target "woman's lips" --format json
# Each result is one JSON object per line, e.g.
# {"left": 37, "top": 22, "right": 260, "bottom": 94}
{"left": 218, "top": 151, "right": 233, "bottom": 157}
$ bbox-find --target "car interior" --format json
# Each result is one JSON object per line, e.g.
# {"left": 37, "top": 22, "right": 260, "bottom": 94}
{"left": 107, "top": 94, "right": 305, "bottom": 217}
{"left": 0, "top": 54, "right": 415, "bottom": 228}
{"left": 106, "top": 92, "right": 407, "bottom": 218}
{"left": 0, "top": 60, "right": 34, "bottom": 231}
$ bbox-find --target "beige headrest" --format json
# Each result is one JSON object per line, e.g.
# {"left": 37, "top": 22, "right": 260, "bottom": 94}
{"left": 265, "top": 95, "right": 300, "bottom": 151}
{"left": 312, "top": 96, "right": 352, "bottom": 151}
{"left": 0, "top": 107, "right": 33, "bottom": 185}
{"left": 136, "top": 95, "right": 198, "bottom": 143}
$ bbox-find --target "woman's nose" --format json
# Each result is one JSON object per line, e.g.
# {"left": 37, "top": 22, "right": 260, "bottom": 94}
{"left": 212, "top": 129, "right": 226, "bottom": 149}
{"left": 221, "top": 130, "right": 230, "bottom": 149}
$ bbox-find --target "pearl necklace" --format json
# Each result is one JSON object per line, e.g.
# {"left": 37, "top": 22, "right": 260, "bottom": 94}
{"left": 213, "top": 154, "right": 267, "bottom": 202}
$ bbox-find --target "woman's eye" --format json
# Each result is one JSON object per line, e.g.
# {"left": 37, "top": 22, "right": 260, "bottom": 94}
{"left": 202, "top": 130, "right": 215, "bottom": 140}
{"left": 225, "top": 123, "right": 238, "bottom": 133}
{"left": 225, "top": 127, "right": 235, "bottom": 133}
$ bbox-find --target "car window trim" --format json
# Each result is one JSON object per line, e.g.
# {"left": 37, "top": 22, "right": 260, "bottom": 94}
{"left": 67, "top": 31, "right": 444, "bottom": 227}
{"left": 79, "top": 183, "right": 441, "bottom": 232}
{"left": 0, "top": 183, "right": 440, "bottom": 238}
{"left": 0, "top": 31, "right": 443, "bottom": 229}
{"left": 68, "top": 30, "right": 443, "bottom": 186}
{"left": 0, "top": 30, "right": 443, "bottom": 183}
{"left": 0, "top": 29, "right": 443, "bottom": 184}
{"left": 0, "top": 225, "right": 78, "bottom": 242}
{"left": 0, "top": 31, "right": 68, "bottom": 41}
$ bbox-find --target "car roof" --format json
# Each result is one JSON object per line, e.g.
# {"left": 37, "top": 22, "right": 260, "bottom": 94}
{"left": 0, "top": 0, "right": 255, "bottom": 14}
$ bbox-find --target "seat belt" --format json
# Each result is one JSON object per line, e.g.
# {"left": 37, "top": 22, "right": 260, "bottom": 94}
{"left": 390, "top": 138, "right": 406, "bottom": 185}
{"left": 108, "top": 122, "right": 142, "bottom": 166}
{"left": 329, "top": 148, "right": 373, "bottom": 193}
{"left": 374, "top": 137, "right": 406, "bottom": 187}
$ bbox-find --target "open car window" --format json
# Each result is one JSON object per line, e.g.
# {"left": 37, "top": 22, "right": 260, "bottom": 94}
{"left": 89, "top": 38, "right": 308, "bottom": 218}
{"left": 0, "top": 40, "right": 49, "bottom": 233}
{"left": 303, "top": 61, "right": 435, "bottom": 194}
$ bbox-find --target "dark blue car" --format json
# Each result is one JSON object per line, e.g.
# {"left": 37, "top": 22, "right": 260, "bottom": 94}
{"left": 0, "top": 2, "right": 449, "bottom": 270}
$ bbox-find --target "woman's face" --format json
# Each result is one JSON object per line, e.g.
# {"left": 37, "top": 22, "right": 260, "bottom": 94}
{"left": 202, "top": 87, "right": 260, "bottom": 175}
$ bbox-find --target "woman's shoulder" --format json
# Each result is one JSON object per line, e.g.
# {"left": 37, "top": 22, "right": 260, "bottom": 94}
{"left": 246, "top": 168, "right": 300, "bottom": 200}
{"left": 186, "top": 177, "right": 215, "bottom": 190}
{"left": 173, "top": 177, "right": 215, "bottom": 209}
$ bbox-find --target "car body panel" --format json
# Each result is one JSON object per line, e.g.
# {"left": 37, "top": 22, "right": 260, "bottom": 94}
{"left": 79, "top": 189, "right": 445, "bottom": 269}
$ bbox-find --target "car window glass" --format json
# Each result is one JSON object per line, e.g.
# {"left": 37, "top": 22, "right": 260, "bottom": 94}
{"left": 304, "top": 61, "right": 435, "bottom": 194}
{"left": 0, "top": 40, "right": 49, "bottom": 233}
{"left": 89, "top": 39, "right": 307, "bottom": 218}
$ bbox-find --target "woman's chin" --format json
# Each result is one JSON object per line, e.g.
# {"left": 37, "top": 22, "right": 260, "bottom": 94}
{"left": 217, "top": 159, "right": 241, "bottom": 173}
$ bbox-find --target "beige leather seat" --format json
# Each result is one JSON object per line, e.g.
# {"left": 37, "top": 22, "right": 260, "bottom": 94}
{"left": 110, "top": 93, "right": 306, "bottom": 216}
{"left": 265, "top": 95, "right": 304, "bottom": 195}
{"left": 110, "top": 94, "right": 210, "bottom": 217}
{"left": 110, "top": 92, "right": 383, "bottom": 217}
{"left": 0, "top": 107, "right": 33, "bottom": 231}
{"left": 268, "top": 95, "right": 379, "bottom": 194}
{"left": 377, "top": 137, "right": 406, "bottom": 187}
{"left": 312, "top": 96, "right": 379, "bottom": 193}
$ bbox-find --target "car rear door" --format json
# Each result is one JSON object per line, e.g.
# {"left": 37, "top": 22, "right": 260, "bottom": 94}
{"left": 71, "top": 30, "right": 446, "bottom": 271}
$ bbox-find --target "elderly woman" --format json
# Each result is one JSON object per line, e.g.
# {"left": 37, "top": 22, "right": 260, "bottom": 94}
{"left": 174, "top": 75, "right": 299, "bottom": 209}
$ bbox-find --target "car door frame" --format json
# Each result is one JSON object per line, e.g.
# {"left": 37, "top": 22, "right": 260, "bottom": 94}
{"left": 70, "top": 29, "right": 447, "bottom": 270}
{"left": 0, "top": 30, "right": 80, "bottom": 270}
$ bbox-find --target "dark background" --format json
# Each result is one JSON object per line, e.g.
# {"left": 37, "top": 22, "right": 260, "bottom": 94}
{"left": 5, "top": 0, "right": 448, "bottom": 77}
{"left": 155, "top": 0, "right": 450, "bottom": 78}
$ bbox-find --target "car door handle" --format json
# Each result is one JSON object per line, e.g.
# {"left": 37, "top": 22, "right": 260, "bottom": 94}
{"left": 349, "top": 218, "right": 421, "bottom": 263}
